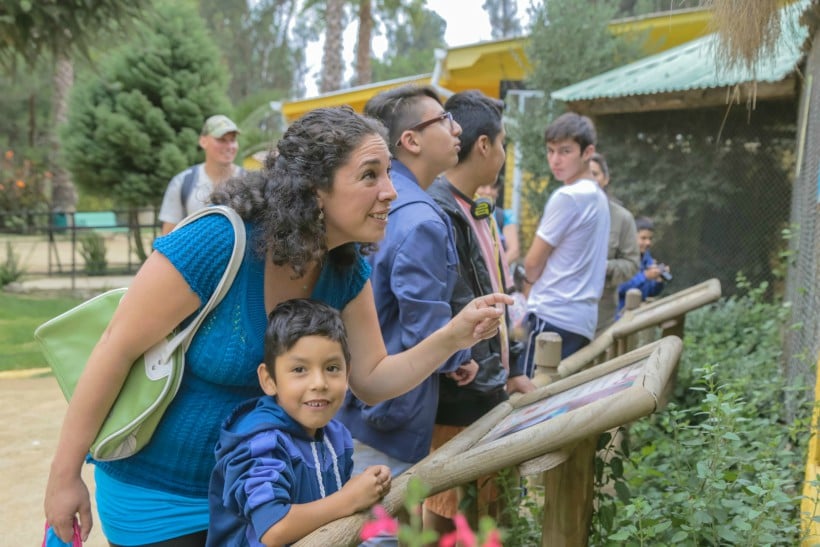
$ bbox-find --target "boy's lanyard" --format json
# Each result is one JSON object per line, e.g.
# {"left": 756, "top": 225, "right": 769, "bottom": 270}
{"left": 486, "top": 213, "right": 509, "bottom": 362}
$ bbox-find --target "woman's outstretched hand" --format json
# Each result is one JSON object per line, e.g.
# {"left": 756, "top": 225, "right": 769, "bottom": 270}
{"left": 449, "top": 293, "right": 513, "bottom": 347}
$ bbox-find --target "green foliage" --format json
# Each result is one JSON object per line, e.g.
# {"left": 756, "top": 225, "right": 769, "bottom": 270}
{"left": 397, "top": 478, "right": 440, "bottom": 546}
{"left": 0, "top": 0, "right": 150, "bottom": 68}
{"left": 590, "top": 279, "right": 808, "bottom": 545}
{"left": 198, "top": 0, "right": 305, "bottom": 102}
{"left": 0, "top": 292, "right": 82, "bottom": 372}
{"left": 232, "top": 89, "right": 287, "bottom": 159}
{"left": 0, "top": 149, "right": 51, "bottom": 232}
{"left": 510, "top": 0, "right": 646, "bottom": 233}
{"left": 0, "top": 241, "right": 24, "bottom": 286}
{"left": 483, "top": 0, "right": 523, "bottom": 39}
{"left": 371, "top": 6, "right": 446, "bottom": 81}
{"left": 78, "top": 232, "right": 108, "bottom": 276}
{"left": 0, "top": 61, "right": 52, "bottom": 154}
{"left": 61, "top": 1, "right": 231, "bottom": 209}
{"left": 495, "top": 467, "right": 543, "bottom": 546}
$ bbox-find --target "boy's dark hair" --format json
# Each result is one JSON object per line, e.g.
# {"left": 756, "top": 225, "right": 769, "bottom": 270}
{"left": 364, "top": 84, "right": 442, "bottom": 156}
{"left": 444, "top": 90, "right": 504, "bottom": 163}
{"left": 590, "top": 152, "right": 609, "bottom": 179}
{"left": 263, "top": 299, "right": 351, "bottom": 378}
{"left": 544, "top": 112, "right": 597, "bottom": 152}
{"left": 635, "top": 216, "right": 655, "bottom": 232}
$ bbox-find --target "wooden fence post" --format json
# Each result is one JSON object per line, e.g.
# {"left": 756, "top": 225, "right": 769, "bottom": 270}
{"left": 533, "top": 332, "right": 562, "bottom": 385}
{"left": 540, "top": 436, "right": 597, "bottom": 546}
{"left": 620, "top": 288, "right": 643, "bottom": 355}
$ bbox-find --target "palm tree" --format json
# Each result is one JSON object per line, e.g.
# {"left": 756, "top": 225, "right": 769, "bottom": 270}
{"left": 354, "top": 0, "right": 374, "bottom": 86}
{"left": 49, "top": 54, "right": 76, "bottom": 214}
{"left": 320, "top": 0, "right": 346, "bottom": 92}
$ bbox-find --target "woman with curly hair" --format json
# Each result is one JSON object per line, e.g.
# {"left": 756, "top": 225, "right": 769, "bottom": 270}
{"left": 44, "top": 106, "right": 510, "bottom": 547}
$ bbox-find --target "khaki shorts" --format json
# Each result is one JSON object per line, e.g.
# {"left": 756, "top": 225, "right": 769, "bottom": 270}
{"left": 423, "top": 424, "right": 502, "bottom": 519}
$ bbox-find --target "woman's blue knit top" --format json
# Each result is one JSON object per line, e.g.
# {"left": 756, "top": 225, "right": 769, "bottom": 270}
{"left": 95, "top": 212, "right": 371, "bottom": 497}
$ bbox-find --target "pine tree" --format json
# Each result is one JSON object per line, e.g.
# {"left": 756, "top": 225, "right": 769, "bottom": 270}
{"left": 61, "top": 1, "right": 230, "bottom": 259}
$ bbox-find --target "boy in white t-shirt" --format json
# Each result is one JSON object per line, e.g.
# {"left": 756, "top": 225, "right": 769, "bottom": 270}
{"left": 519, "top": 112, "right": 611, "bottom": 376}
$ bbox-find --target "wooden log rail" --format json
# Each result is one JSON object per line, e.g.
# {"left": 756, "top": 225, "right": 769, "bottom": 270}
{"left": 295, "top": 338, "right": 684, "bottom": 546}
{"left": 534, "top": 278, "right": 722, "bottom": 385}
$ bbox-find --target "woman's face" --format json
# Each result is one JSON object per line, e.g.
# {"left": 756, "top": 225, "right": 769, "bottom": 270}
{"left": 318, "top": 134, "right": 396, "bottom": 249}
{"left": 589, "top": 159, "right": 609, "bottom": 189}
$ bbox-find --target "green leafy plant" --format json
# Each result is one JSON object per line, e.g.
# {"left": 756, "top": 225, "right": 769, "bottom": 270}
{"left": 0, "top": 149, "right": 50, "bottom": 232}
{"left": 0, "top": 241, "right": 24, "bottom": 286}
{"left": 78, "top": 232, "right": 107, "bottom": 276}
{"left": 494, "top": 467, "right": 543, "bottom": 546}
{"left": 589, "top": 279, "right": 808, "bottom": 545}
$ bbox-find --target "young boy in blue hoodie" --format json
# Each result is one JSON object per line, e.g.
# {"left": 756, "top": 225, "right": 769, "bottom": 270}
{"left": 208, "top": 299, "right": 391, "bottom": 546}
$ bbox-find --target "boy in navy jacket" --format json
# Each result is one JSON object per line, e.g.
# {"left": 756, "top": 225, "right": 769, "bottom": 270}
{"left": 208, "top": 299, "right": 390, "bottom": 546}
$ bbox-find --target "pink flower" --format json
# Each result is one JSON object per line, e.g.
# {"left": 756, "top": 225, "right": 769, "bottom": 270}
{"left": 360, "top": 505, "right": 399, "bottom": 541}
{"left": 439, "top": 514, "right": 476, "bottom": 547}
{"left": 481, "top": 528, "right": 503, "bottom": 547}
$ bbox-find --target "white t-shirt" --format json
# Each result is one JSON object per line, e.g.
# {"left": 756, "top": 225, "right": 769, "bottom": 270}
{"left": 527, "top": 178, "right": 610, "bottom": 339}
{"left": 158, "top": 164, "right": 241, "bottom": 225}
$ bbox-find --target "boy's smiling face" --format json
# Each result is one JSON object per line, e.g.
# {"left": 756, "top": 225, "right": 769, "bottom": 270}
{"left": 257, "top": 335, "right": 348, "bottom": 438}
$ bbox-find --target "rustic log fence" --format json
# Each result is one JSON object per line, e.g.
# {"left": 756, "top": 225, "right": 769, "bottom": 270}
{"left": 294, "top": 279, "right": 722, "bottom": 547}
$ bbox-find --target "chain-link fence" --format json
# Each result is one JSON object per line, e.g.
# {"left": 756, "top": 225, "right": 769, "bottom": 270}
{"left": 785, "top": 41, "right": 820, "bottom": 417}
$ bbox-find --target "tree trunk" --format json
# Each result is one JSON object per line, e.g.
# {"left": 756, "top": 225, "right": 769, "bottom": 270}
{"left": 320, "top": 0, "right": 345, "bottom": 93}
{"left": 355, "top": 0, "right": 373, "bottom": 86}
{"left": 50, "top": 54, "right": 77, "bottom": 214}
{"left": 129, "top": 208, "right": 148, "bottom": 262}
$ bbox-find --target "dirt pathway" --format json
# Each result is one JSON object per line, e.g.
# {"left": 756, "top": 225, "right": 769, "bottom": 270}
{"left": 0, "top": 375, "right": 106, "bottom": 546}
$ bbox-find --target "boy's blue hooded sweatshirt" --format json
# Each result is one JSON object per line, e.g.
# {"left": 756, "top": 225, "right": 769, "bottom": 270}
{"left": 207, "top": 396, "right": 353, "bottom": 547}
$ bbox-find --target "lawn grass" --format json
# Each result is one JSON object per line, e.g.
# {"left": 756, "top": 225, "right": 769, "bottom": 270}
{"left": 0, "top": 291, "right": 83, "bottom": 372}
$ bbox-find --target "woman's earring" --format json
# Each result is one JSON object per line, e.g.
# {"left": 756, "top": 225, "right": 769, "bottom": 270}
{"left": 318, "top": 209, "right": 325, "bottom": 222}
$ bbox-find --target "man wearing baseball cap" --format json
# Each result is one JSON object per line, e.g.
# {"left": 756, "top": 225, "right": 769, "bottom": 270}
{"left": 158, "top": 114, "right": 244, "bottom": 234}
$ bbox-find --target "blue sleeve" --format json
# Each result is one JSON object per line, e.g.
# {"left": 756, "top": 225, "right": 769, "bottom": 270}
{"left": 618, "top": 271, "right": 647, "bottom": 299}
{"left": 391, "top": 219, "right": 468, "bottom": 373}
{"left": 644, "top": 278, "right": 665, "bottom": 298}
{"left": 314, "top": 250, "right": 371, "bottom": 311}
{"left": 153, "top": 213, "right": 235, "bottom": 307}
{"left": 618, "top": 272, "right": 664, "bottom": 302}
{"left": 218, "top": 431, "right": 295, "bottom": 543}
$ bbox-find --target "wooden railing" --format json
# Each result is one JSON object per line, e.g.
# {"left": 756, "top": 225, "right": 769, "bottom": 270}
{"left": 294, "top": 279, "right": 722, "bottom": 547}
{"left": 533, "top": 278, "right": 722, "bottom": 384}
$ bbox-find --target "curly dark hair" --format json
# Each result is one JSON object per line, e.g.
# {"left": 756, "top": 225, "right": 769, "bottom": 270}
{"left": 211, "top": 106, "right": 388, "bottom": 278}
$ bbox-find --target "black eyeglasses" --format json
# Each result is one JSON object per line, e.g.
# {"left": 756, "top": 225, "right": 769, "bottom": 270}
{"left": 395, "top": 111, "right": 455, "bottom": 148}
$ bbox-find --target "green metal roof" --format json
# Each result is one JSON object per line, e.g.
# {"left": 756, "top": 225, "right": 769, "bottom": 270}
{"left": 552, "top": 1, "right": 808, "bottom": 103}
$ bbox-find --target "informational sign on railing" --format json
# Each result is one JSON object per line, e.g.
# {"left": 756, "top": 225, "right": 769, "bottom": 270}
{"left": 295, "top": 336, "right": 683, "bottom": 547}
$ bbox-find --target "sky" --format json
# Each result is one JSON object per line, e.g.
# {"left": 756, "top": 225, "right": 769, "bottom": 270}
{"left": 302, "top": 0, "right": 534, "bottom": 97}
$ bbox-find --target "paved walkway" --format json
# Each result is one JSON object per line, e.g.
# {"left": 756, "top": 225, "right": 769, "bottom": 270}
{"left": 13, "top": 274, "right": 134, "bottom": 293}
{"left": 0, "top": 375, "right": 106, "bottom": 546}
{"left": 2, "top": 270, "right": 133, "bottom": 545}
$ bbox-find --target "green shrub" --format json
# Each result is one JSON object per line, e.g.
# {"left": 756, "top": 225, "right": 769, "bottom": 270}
{"left": 0, "top": 241, "right": 24, "bottom": 285}
{"left": 590, "top": 278, "right": 809, "bottom": 545}
{"left": 79, "top": 232, "right": 107, "bottom": 275}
